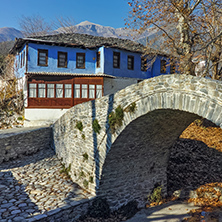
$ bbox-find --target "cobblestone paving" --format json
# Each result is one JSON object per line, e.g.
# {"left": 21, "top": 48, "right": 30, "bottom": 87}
{"left": 0, "top": 147, "right": 92, "bottom": 222}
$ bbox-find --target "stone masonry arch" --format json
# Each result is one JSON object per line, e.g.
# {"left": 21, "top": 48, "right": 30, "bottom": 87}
{"left": 52, "top": 74, "right": 222, "bottom": 208}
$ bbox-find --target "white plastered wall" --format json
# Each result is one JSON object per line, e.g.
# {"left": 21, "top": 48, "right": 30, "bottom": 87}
{"left": 103, "top": 77, "right": 141, "bottom": 95}
{"left": 24, "top": 108, "right": 69, "bottom": 127}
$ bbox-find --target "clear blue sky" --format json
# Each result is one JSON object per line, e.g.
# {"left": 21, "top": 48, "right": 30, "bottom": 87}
{"left": 0, "top": 0, "right": 130, "bottom": 29}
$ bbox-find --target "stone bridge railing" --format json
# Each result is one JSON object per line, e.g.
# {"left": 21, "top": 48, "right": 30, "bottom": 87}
{"left": 0, "top": 127, "right": 51, "bottom": 164}
{"left": 52, "top": 74, "right": 222, "bottom": 208}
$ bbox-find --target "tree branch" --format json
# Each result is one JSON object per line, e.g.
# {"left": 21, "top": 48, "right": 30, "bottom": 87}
{"left": 196, "top": 30, "right": 222, "bottom": 51}
{"left": 151, "top": 22, "right": 180, "bottom": 52}
{"left": 190, "top": 0, "right": 203, "bottom": 14}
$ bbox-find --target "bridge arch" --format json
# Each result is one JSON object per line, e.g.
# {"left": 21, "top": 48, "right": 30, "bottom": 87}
{"left": 52, "top": 74, "right": 222, "bottom": 208}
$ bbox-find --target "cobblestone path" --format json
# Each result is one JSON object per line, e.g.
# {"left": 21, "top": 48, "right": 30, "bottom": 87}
{"left": 0, "top": 147, "right": 92, "bottom": 222}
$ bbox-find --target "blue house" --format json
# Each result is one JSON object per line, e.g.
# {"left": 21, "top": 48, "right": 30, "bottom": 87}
{"left": 10, "top": 33, "right": 176, "bottom": 126}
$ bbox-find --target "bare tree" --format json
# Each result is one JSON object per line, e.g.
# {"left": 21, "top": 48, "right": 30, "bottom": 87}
{"left": 198, "top": 0, "right": 222, "bottom": 79}
{"left": 127, "top": 0, "right": 222, "bottom": 77}
{"left": 19, "top": 15, "right": 53, "bottom": 37}
{"left": 0, "top": 54, "right": 24, "bottom": 117}
{"left": 19, "top": 15, "right": 77, "bottom": 37}
{"left": 53, "top": 16, "right": 76, "bottom": 33}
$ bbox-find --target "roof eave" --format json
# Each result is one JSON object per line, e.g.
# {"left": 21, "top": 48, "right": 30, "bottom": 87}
{"left": 25, "top": 72, "right": 115, "bottom": 78}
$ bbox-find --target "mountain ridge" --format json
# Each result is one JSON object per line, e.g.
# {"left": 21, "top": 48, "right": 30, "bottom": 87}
{"left": 0, "top": 27, "right": 24, "bottom": 42}
{"left": 0, "top": 21, "right": 149, "bottom": 43}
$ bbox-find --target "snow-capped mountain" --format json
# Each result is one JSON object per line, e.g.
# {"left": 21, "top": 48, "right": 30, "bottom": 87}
{"left": 0, "top": 21, "right": 163, "bottom": 47}
{"left": 56, "top": 21, "right": 155, "bottom": 41}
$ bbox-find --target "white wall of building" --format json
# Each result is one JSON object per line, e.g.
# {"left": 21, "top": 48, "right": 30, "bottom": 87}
{"left": 24, "top": 108, "right": 69, "bottom": 127}
{"left": 103, "top": 77, "right": 140, "bottom": 96}
{"left": 23, "top": 78, "right": 28, "bottom": 108}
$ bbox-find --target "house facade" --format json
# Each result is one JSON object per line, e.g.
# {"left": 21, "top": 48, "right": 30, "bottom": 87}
{"left": 10, "top": 33, "right": 176, "bottom": 126}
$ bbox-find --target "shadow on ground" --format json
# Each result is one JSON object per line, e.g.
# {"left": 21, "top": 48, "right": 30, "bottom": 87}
{"left": 167, "top": 138, "right": 222, "bottom": 196}
{"left": 0, "top": 146, "right": 55, "bottom": 171}
{"left": 0, "top": 171, "right": 40, "bottom": 220}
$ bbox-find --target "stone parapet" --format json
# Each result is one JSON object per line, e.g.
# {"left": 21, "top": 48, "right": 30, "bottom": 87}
{"left": 0, "top": 127, "right": 52, "bottom": 164}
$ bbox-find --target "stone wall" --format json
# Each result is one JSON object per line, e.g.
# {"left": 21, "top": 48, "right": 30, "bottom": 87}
{"left": 30, "top": 199, "right": 91, "bottom": 222}
{"left": 0, "top": 127, "right": 52, "bottom": 164}
{"left": 52, "top": 74, "right": 222, "bottom": 209}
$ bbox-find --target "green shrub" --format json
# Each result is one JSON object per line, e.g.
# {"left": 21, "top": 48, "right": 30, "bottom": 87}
{"left": 60, "top": 163, "right": 71, "bottom": 178}
{"left": 115, "top": 105, "right": 124, "bottom": 121}
{"left": 148, "top": 186, "right": 163, "bottom": 204}
{"left": 81, "top": 134, "right": 85, "bottom": 140}
{"left": 128, "top": 102, "right": 137, "bottom": 113}
{"left": 92, "top": 119, "right": 101, "bottom": 134}
{"left": 17, "top": 116, "right": 24, "bottom": 121}
{"left": 194, "top": 119, "right": 203, "bottom": 127}
{"left": 83, "top": 179, "right": 89, "bottom": 188}
{"left": 108, "top": 105, "right": 124, "bottom": 133}
{"left": 89, "top": 176, "right": 93, "bottom": 183}
{"left": 79, "top": 171, "right": 85, "bottom": 178}
{"left": 83, "top": 152, "right": 88, "bottom": 161}
{"left": 76, "top": 121, "right": 83, "bottom": 131}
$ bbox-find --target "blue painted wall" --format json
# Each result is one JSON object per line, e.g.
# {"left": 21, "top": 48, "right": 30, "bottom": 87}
{"left": 27, "top": 43, "right": 97, "bottom": 74}
{"left": 103, "top": 47, "right": 150, "bottom": 79}
{"left": 15, "top": 45, "right": 26, "bottom": 77}
{"left": 151, "top": 56, "right": 172, "bottom": 77}
{"left": 15, "top": 42, "right": 174, "bottom": 79}
{"left": 102, "top": 48, "right": 173, "bottom": 79}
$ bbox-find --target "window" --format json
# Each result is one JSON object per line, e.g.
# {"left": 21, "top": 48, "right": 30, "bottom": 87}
{"left": 74, "top": 84, "right": 80, "bottom": 98}
{"left": 82, "top": 84, "right": 88, "bottom": 98}
{"left": 89, "top": 85, "right": 95, "bottom": 99}
{"left": 29, "top": 83, "right": 37, "bottom": 98}
{"left": 141, "top": 57, "right": 147, "bottom": 71}
{"left": 128, "top": 55, "right": 134, "bottom": 70}
{"left": 160, "top": 60, "right": 167, "bottom": 73}
{"left": 76, "top": 53, "right": 85, "bottom": 69}
{"left": 22, "top": 51, "right": 25, "bottom": 67}
{"left": 56, "top": 84, "right": 63, "bottom": 98}
{"left": 58, "top": 52, "right": 67, "bottom": 68}
{"left": 20, "top": 53, "right": 22, "bottom": 68}
{"left": 113, "top": 52, "right": 120, "bottom": 68}
{"left": 96, "top": 52, "right": 101, "bottom": 68}
{"left": 65, "top": 84, "right": 72, "bottom": 98}
{"left": 38, "top": 84, "right": 46, "bottom": 98}
{"left": 96, "top": 85, "right": 102, "bottom": 98}
{"left": 38, "top": 49, "right": 48, "bottom": 66}
{"left": 18, "top": 55, "right": 20, "bottom": 69}
{"left": 170, "top": 62, "right": 176, "bottom": 73}
{"left": 47, "top": 84, "right": 54, "bottom": 98}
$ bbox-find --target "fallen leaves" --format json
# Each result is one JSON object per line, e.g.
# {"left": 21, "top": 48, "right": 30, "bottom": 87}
{"left": 180, "top": 119, "right": 222, "bottom": 153}
{"left": 188, "top": 182, "right": 222, "bottom": 209}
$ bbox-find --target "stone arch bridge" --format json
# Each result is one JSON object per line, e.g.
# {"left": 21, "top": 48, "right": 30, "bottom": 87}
{"left": 52, "top": 74, "right": 222, "bottom": 209}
